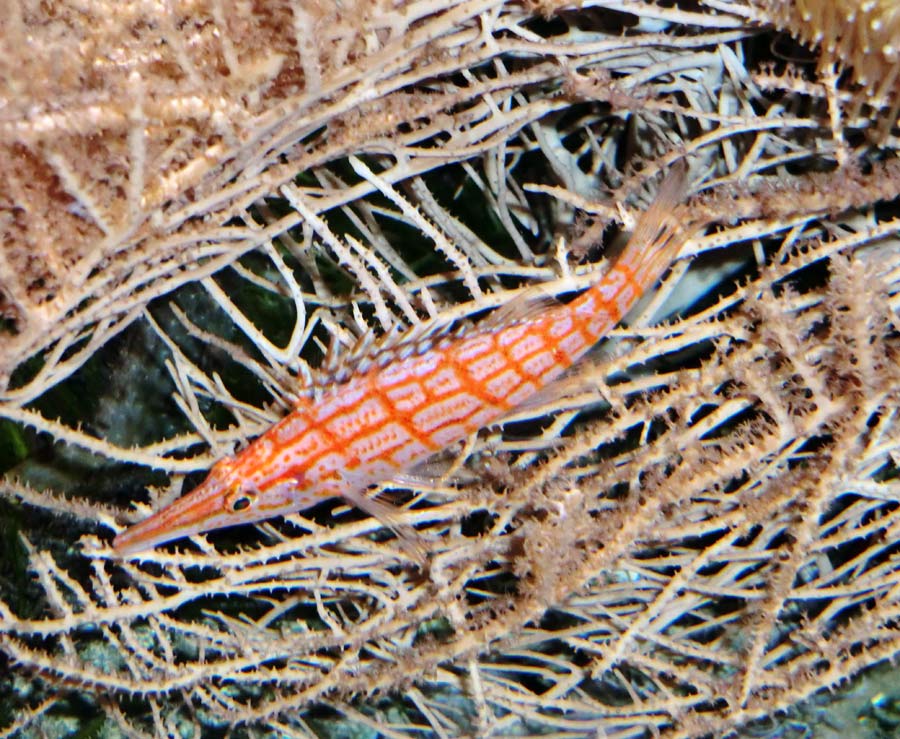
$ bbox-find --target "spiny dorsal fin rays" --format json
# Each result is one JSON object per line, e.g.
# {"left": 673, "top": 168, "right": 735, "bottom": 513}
{"left": 324, "top": 317, "right": 465, "bottom": 387}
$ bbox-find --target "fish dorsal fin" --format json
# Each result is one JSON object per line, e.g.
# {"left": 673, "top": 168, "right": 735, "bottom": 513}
{"left": 319, "top": 285, "right": 561, "bottom": 391}
{"left": 322, "top": 315, "right": 466, "bottom": 387}
{"left": 478, "top": 288, "right": 562, "bottom": 331}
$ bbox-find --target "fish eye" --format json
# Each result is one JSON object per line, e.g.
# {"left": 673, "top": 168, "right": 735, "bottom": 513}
{"left": 225, "top": 486, "right": 255, "bottom": 513}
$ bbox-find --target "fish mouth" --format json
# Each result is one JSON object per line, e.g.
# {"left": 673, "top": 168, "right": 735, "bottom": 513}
{"left": 112, "top": 477, "right": 234, "bottom": 555}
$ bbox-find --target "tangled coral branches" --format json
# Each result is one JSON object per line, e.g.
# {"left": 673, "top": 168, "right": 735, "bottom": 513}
{"left": 3, "top": 1, "right": 900, "bottom": 738}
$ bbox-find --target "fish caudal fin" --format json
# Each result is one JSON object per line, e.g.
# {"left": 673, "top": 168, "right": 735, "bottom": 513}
{"left": 616, "top": 161, "right": 691, "bottom": 282}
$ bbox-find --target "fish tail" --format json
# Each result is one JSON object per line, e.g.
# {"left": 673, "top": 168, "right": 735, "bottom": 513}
{"left": 570, "top": 162, "right": 691, "bottom": 335}
{"left": 615, "top": 160, "right": 690, "bottom": 285}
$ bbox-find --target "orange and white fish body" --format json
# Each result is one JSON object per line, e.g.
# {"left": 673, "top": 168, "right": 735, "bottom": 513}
{"left": 112, "top": 168, "right": 689, "bottom": 554}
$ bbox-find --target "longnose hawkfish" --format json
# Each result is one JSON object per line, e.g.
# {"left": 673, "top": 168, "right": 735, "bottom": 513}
{"left": 112, "top": 164, "right": 691, "bottom": 554}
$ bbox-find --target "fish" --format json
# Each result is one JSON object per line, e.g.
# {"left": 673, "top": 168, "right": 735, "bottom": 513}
{"left": 112, "top": 164, "right": 690, "bottom": 554}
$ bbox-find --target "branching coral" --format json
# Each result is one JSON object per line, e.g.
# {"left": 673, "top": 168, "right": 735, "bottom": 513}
{"left": 2, "top": 1, "right": 900, "bottom": 738}
{"left": 746, "top": 0, "right": 900, "bottom": 139}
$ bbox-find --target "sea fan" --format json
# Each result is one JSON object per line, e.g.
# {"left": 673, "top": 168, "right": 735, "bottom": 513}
{"left": 2, "top": 2, "right": 900, "bottom": 738}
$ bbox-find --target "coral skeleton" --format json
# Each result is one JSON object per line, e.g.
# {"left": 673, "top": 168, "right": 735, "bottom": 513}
{"left": 2, "top": 1, "right": 900, "bottom": 737}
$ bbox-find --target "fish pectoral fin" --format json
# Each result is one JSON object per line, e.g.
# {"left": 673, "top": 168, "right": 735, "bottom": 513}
{"left": 339, "top": 479, "right": 428, "bottom": 566}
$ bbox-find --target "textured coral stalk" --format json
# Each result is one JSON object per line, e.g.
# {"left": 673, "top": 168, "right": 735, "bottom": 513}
{"left": 755, "top": 0, "right": 900, "bottom": 133}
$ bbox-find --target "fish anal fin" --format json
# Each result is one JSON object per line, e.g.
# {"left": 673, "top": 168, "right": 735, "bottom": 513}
{"left": 391, "top": 457, "right": 457, "bottom": 489}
